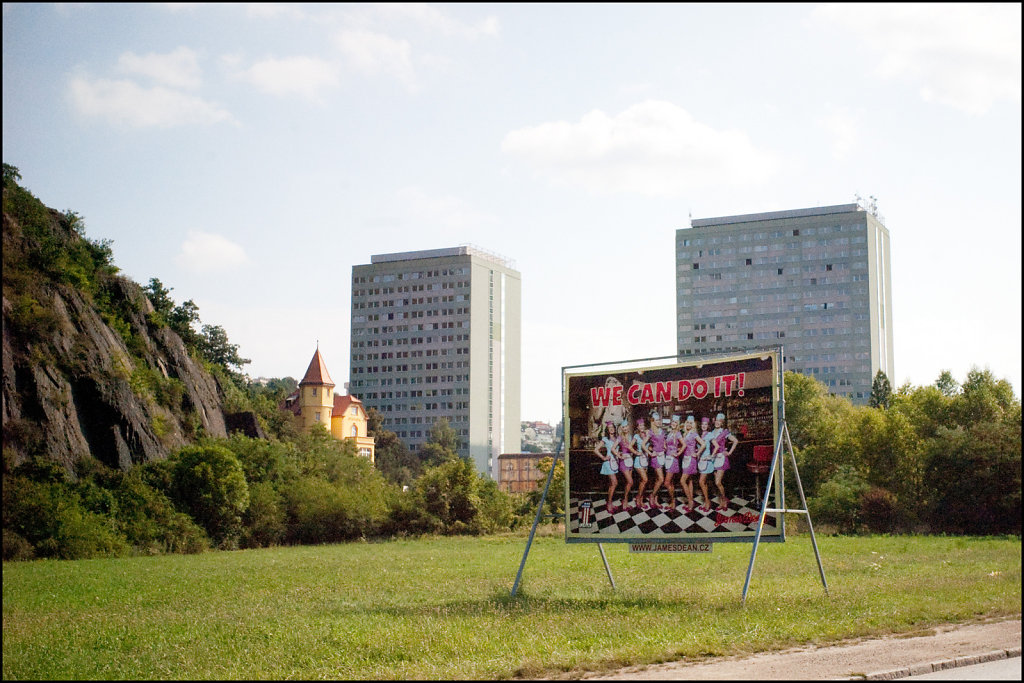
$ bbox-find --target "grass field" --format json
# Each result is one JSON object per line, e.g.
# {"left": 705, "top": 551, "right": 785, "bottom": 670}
{"left": 2, "top": 529, "right": 1020, "bottom": 680}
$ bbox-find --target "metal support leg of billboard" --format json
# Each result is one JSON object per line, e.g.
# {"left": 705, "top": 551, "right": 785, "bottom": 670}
{"left": 511, "top": 437, "right": 616, "bottom": 598}
{"left": 741, "top": 390, "right": 829, "bottom": 603}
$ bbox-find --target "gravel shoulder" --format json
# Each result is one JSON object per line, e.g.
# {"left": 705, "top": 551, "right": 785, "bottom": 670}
{"left": 576, "top": 617, "right": 1022, "bottom": 680}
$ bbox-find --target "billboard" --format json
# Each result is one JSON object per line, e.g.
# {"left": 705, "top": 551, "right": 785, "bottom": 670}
{"left": 564, "top": 350, "right": 783, "bottom": 543}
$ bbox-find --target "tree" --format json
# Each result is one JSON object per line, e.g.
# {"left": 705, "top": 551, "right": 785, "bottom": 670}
{"left": 143, "top": 277, "right": 175, "bottom": 317}
{"left": 890, "top": 384, "right": 953, "bottom": 441}
{"left": 923, "top": 422, "right": 1021, "bottom": 535}
{"left": 935, "top": 370, "right": 960, "bottom": 397}
{"left": 365, "top": 407, "right": 385, "bottom": 437}
{"left": 952, "top": 367, "right": 1020, "bottom": 428}
{"left": 199, "top": 324, "right": 251, "bottom": 372}
{"left": 427, "top": 418, "right": 460, "bottom": 453}
{"left": 167, "top": 299, "right": 200, "bottom": 347}
{"left": 3, "top": 162, "right": 22, "bottom": 187}
{"left": 170, "top": 444, "right": 250, "bottom": 544}
{"left": 868, "top": 370, "right": 892, "bottom": 409}
{"left": 532, "top": 456, "right": 565, "bottom": 515}
{"left": 418, "top": 418, "right": 460, "bottom": 466}
{"left": 374, "top": 429, "right": 422, "bottom": 488}
{"left": 415, "top": 458, "right": 481, "bottom": 534}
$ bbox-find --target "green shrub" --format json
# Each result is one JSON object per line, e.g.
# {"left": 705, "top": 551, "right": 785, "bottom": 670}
{"left": 221, "top": 434, "right": 291, "bottom": 484}
{"left": 923, "top": 423, "right": 1022, "bottom": 535}
{"left": 282, "top": 476, "right": 380, "bottom": 544}
{"left": 476, "top": 478, "right": 519, "bottom": 533}
{"left": 50, "top": 498, "right": 130, "bottom": 559}
{"left": 807, "top": 466, "right": 870, "bottom": 534}
{"left": 859, "top": 486, "right": 899, "bottom": 534}
{"left": 170, "top": 444, "right": 249, "bottom": 544}
{"left": 2, "top": 529, "right": 36, "bottom": 561}
{"left": 8, "top": 294, "right": 59, "bottom": 338}
{"left": 2, "top": 476, "right": 129, "bottom": 559}
{"left": 112, "top": 469, "right": 209, "bottom": 555}
{"left": 410, "top": 458, "right": 512, "bottom": 536}
{"left": 241, "top": 481, "right": 286, "bottom": 548}
{"left": 381, "top": 486, "right": 441, "bottom": 537}
{"left": 12, "top": 455, "right": 69, "bottom": 484}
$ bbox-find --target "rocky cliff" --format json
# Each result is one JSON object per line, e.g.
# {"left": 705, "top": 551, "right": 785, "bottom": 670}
{"left": 2, "top": 174, "right": 232, "bottom": 473}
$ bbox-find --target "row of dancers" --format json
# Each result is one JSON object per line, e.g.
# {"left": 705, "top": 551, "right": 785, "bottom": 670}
{"left": 593, "top": 412, "right": 738, "bottom": 515}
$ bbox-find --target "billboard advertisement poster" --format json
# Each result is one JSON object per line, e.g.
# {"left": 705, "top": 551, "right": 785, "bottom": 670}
{"left": 564, "top": 351, "right": 782, "bottom": 543}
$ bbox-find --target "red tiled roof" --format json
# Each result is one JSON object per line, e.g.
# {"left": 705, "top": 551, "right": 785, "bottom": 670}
{"left": 299, "top": 348, "right": 335, "bottom": 387}
{"left": 333, "top": 393, "right": 363, "bottom": 414}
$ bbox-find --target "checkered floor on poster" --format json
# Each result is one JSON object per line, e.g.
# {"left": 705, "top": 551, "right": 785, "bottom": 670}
{"left": 569, "top": 494, "right": 777, "bottom": 536}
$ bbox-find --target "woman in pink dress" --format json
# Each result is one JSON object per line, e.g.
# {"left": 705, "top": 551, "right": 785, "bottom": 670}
{"left": 678, "top": 415, "right": 705, "bottom": 512}
{"left": 696, "top": 416, "right": 715, "bottom": 513}
{"left": 662, "top": 415, "right": 684, "bottom": 511}
{"left": 708, "top": 412, "right": 739, "bottom": 512}
{"left": 646, "top": 412, "right": 666, "bottom": 509}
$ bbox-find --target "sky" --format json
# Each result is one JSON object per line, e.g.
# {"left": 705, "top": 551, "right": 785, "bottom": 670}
{"left": 3, "top": 3, "right": 1021, "bottom": 426}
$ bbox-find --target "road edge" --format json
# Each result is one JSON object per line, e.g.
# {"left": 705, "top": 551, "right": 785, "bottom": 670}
{"left": 853, "top": 647, "right": 1023, "bottom": 680}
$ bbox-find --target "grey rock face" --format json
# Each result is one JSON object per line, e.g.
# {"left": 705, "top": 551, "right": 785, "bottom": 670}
{"left": 3, "top": 202, "right": 232, "bottom": 475}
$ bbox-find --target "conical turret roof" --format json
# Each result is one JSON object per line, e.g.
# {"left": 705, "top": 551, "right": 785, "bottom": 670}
{"left": 299, "top": 347, "right": 335, "bottom": 387}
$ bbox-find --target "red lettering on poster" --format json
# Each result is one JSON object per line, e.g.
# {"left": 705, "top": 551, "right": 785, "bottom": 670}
{"left": 591, "top": 386, "right": 623, "bottom": 407}
{"left": 677, "top": 380, "right": 692, "bottom": 400}
{"left": 693, "top": 379, "right": 709, "bottom": 399}
{"left": 599, "top": 372, "right": 755, "bottom": 407}
{"left": 715, "top": 511, "right": 761, "bottom": 525}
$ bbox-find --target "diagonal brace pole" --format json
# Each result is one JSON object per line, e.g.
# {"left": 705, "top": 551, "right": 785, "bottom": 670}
{"left": 510, "top": 437, "right": 564, "bottom": 598}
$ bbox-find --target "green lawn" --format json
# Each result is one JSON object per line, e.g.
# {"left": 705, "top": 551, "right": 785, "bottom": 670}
{"left": 3, "top": 531, "right": 1020, "bottom": 680}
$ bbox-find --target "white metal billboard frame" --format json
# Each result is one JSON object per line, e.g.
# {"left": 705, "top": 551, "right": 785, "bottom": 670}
{"left": 510, "top": 347, "right": 829, "bottom": 603}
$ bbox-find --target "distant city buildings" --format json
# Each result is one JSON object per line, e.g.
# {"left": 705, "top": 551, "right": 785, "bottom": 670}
{"left": 676, "top": 203, "right": 894, "bottom": 403}
{"left": 349, "top": 246, "right": 521, "bottom": 479}
{"left": 521, "top": 420, "right": 557, "bottom": 452}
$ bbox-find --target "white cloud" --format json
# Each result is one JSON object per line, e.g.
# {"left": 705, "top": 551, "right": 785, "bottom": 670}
{"left": 155, "top": 3, "right": 200, "bottom": 11}
{"left": 117, "top": 47, "right": 202, "bottom": 89}
{"left": 233, "top": 56, "right": 340, "bottom": 100}
{"left": 176, "top": 231, "right": 249, "bottom": 272}
{"left": 371, "top": 3, "right": 499, "bottom": 39}
{"left": 395, "top": 186, "right": 498, "bottom": 231}
{"left": 244, "top": 3, "right": 306, "bottom": 20}
{"left": 501, "top": 100, "right": 778, "bottom": 196}
{"left": 334, "top": 29, "right": 416, "bottom": 90}
{"left": 68, "top": 76, "right": 234, "bottom": 127}
{"left": 812, "top": 3, "right": 1022, "bottom": 115}
{"left": 818, "top": 105, "right": 861, "bottom": 161}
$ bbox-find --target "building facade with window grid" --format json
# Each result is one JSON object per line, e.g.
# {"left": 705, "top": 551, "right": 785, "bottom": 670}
{"left": 497, "top": 452, "right": 553, "bottom": 494}
{"left": 676, "top": 204, "right": 894, "bottom": 403}
{"left": 349, "top": 246, "right": 521, "bottom": 479}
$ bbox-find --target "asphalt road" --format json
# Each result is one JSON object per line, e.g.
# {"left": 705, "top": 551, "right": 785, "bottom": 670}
{"left": 578, "top": 618, "right": 1021, "bottom": 680}
{"left": 909, "top": 656, "right": 1021, "bottom": 680}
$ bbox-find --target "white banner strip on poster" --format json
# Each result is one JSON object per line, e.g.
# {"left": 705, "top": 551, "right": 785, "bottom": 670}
{"left": 628, "top": 541, "right": 712, "bottom": 554}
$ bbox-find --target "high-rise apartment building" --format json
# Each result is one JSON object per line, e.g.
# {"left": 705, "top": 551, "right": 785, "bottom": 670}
{"left": 676, "top": 204, "right": 893, "bottom": 403}
{"left": 349, "top": 246, "right": 521, "bottom": 478}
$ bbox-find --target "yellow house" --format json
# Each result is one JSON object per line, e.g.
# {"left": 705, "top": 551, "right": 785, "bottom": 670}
{"left": 283, "top": 347, "right": 375, "bottom": 463}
